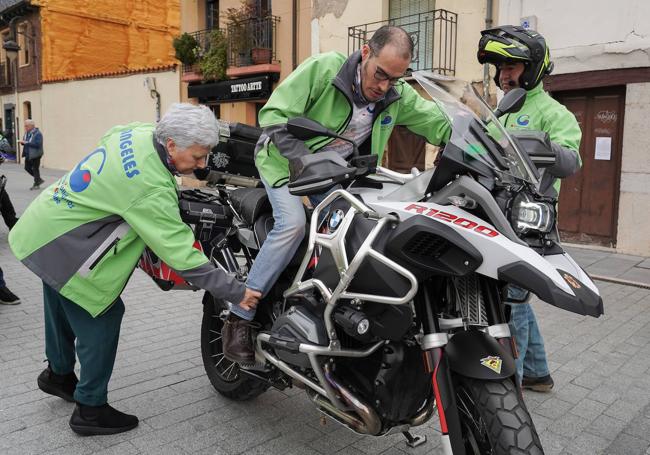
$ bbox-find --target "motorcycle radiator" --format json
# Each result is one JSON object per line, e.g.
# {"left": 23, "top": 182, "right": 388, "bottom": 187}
{"left": 452, "top": 275, "right": 488, "bottom": 327}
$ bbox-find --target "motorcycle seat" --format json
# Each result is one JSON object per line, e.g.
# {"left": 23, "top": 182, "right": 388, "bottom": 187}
{"left": 229, "top": 187, "right": 271, "bottom": 225}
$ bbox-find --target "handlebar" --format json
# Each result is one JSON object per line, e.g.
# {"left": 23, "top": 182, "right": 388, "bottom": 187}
{"left": 375, "top": 166, "right": 419, "bottom": 184}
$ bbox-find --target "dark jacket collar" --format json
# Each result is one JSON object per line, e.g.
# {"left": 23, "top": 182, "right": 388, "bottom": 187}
{"left": 153, "top": 135, "right": 174, "bottom": 173}
{"left": 331, "top": 50, "right": 401, "bottom": 113}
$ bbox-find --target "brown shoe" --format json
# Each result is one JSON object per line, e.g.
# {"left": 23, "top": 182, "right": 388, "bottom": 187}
{"left": 222, "top": 313, "right": 257, "bottom": 364}
{"left": 522, "top": 374, "right": 554, "bottom": 393}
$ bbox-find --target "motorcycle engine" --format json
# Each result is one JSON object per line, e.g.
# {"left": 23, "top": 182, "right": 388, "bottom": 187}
{"left": 270, "top": 304, "right": 328, "bottom": 369}
{"left": 336, "top": 341, "right": 432, "bottom": 423}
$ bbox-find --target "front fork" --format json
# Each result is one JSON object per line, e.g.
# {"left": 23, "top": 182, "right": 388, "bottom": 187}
{"left": 417, "top": 279, "right": 520, "bottom": 455}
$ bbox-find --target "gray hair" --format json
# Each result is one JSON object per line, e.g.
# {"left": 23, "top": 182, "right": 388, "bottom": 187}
{"left": 25, "top": 119, "right": 35, "bottom": 127}
{"left": 154, "top": 103, "right": 219, "bottom": 149}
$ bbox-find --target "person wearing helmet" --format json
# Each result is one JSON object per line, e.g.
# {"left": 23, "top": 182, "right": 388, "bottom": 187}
{"left": 478, "top": 26, "right": 582, "bottom": 392}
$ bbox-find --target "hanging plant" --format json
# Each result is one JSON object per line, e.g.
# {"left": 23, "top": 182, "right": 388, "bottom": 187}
{"left": 173, "top": 32, "right": 201, "bottom": 66}
{"left": 199, "top": 29, "right": 228, "bottom": 81}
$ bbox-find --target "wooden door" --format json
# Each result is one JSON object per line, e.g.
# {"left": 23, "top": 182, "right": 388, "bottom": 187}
{"left": 554, "top": 86, "right": 625, "bottom": 246}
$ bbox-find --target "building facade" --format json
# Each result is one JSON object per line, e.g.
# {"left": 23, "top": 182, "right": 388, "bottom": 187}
{"left": 499, "top": 0, "right": 650, "bottom": 255}
{"left": 180, "top": 0, "right": 494, "bottom": 170}
{"left": 0, "top": 0, "right": 182, "bottom": 170}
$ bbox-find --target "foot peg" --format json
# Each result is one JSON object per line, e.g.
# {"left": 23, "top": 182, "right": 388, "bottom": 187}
{"left": 267, "top": 333, "right": 301, "bottom": 353}
{"left": 403, "top": 431, "right": 426, "bottom": 448}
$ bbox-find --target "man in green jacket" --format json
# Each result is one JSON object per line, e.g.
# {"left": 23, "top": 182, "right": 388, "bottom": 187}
{"left": 9, "top": 103, "right": 260, "bottom": 435}
{"left": 222, "top": 25, "right": 451, "bottom": 363}
{"left": 478, "top": 26, "right": 582, "bottom": 392}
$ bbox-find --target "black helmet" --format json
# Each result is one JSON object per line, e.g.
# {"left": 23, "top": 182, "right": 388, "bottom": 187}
{"left": 477, "top": 25, "right": 554, "bottom": 90}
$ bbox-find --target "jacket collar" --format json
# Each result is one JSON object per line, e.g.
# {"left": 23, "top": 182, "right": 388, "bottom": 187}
{"left": 526, "top": 82, "right": 544, "bottom": 99}
{"left": 332, "top": 50, "right": 401, "bottom": 112}
{"left": 153, "top": 135, "right": 175, "bottom": 174}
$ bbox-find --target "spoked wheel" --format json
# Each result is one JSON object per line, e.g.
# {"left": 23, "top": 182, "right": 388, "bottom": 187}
{"left": 200, "top": 293, "right": 268, "bottom": 400}
{"left": 455, "top": 377, "right": 544, "bottom": 455}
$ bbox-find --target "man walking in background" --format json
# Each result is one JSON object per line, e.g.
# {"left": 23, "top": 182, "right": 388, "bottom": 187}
{"left": 20, "top": 119, "right": 44, "bottom": 190}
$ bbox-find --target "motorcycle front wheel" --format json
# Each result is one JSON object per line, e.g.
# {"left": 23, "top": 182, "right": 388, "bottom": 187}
{"left": 200, "top": 293, "right": 269, "bottom": 400}
{"left": 455, "top": 376, "right": 544, "bottom": 455}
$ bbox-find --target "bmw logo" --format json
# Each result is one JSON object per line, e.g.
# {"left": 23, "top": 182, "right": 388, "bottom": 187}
{"left": 329, "top": 209, "right": 345, "bottom": 231}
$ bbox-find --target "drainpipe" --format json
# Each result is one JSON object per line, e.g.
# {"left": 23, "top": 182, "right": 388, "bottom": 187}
{"left": 292, "top": 0, "right": 298, "bottom": 69}
{"left": 483, "top": 0, "right": 493, "bottom": 100}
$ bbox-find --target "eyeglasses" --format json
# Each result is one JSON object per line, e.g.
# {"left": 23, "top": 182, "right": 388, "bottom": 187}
{"left": 373, "top": 65, "right": 406, "bottom": 86}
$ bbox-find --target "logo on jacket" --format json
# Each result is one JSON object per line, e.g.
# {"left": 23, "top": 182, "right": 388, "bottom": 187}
{"left": 69, "top": 147, "right": 107, "bottom": 192}
{"left": 480, "top": 355, "right": 503, "bottom": 374}
{"left": 381, "top": 115, "right": 393, "bottom": 126}
{"left": 516, "top": 115, "right": 530, "bottom": 126}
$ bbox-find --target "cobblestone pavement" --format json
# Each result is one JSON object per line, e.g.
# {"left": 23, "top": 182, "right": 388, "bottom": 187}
{"left": 1, "top": 163, "right": 650, "bottom": 455}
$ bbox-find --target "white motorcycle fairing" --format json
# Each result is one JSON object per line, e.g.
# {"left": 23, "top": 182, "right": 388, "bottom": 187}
{"left": 368, "top": 199, "right": 603, "bottom": 317}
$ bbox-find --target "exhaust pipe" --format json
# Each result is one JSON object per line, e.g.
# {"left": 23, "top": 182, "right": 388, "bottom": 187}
{"left": 323, "top": 364, "right": 382, "bottom": 435}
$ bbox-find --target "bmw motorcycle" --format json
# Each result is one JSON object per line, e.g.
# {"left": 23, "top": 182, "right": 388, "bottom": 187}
{"left": 141, "top": 72, "right": 603, "bottom": 454}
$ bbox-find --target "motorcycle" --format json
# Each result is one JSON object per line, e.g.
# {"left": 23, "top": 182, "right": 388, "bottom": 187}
{"left": 140, "top": 72, "right": 603, "bottom": 454}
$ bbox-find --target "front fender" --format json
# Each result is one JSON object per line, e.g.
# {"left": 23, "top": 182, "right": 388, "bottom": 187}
{"left": 445, "top": 330, "right": 516, "bottom": 380}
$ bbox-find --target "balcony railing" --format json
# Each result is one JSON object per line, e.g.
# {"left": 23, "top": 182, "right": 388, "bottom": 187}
{"left": 348, "top": 10, "right": 458, "bottom": 76}
{"left": 181, "top": 15, "right": 279, "bottom": 82}
{"left": 227, "top": 15, "right": 279, "bottom": 67}
{"left": 180, "top": 28, "right": 226, "bottom": 75}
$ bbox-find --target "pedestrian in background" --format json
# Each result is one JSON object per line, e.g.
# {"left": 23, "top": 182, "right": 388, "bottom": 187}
{"left": 19, "top": 119, "right": 44, "bottom": 190}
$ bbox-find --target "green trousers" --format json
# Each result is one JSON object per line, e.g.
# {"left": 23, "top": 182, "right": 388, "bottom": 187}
{"left": 43, "top": 282, "right": 125, "bottom": 406}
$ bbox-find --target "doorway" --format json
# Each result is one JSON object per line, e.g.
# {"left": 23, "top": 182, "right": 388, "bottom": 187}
{"left": 553, "top": 86, "right": 625, "bottom": 246}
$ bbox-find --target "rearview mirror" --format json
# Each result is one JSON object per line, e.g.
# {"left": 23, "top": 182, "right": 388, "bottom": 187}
{"left": 494, "top": 88, "right": 527, "bottom": 117}
{"left": 287, "top": 117, "right": 338, "bottom": 141}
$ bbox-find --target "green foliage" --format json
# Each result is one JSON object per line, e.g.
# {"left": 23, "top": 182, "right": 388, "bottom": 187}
{"left": 173, "top": 32, "right": 200, "bottom": 66}
{"left": 199, "top": 29, "right": 228, "bottom": 81}
{"left": 225, "top": 1, "right": 256, "bottom": 58}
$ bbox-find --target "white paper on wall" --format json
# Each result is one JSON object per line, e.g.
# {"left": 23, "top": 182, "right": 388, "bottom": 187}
{"left": 595, "top": 137, "right": 612, "bottom": 161}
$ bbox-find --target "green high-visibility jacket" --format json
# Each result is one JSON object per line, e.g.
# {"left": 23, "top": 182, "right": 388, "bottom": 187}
{"left": 9, "top": 123, "right": 245, "bottom": 317}
{"left": 255, "top": 51, "right": 452, "bottom": 187}
{"left": 499, "top": 82, "right": 582, "bottom": 196}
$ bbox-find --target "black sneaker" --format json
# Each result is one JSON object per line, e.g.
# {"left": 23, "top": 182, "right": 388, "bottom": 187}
{"left": 522, "top": 374, "right": 554, "bottom": 392}
{"left": 37, "top": 365, "right": 78, "bottom": 402}
{"left": 36, "top": 178, "right": 45, "bottom": 186}
{"left": 0, "top": 286, "right": 20, "bottom": 305}
{"left": 69, "top": 403, "right": 139, "bottom": 436}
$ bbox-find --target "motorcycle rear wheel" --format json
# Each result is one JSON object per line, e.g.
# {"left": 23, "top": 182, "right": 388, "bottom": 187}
{"left": 200, "top": 293, "right": 268, "bottom": 400}
{"left": 456, "top": 376, "right": 543, "bottom": 455}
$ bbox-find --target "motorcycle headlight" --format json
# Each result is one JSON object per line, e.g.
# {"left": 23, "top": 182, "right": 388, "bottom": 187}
{"left": 510, "top": 192, "right": 555, "bottom": 234}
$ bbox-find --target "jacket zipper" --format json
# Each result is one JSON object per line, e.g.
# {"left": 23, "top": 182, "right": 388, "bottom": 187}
{"left": 78, "top": 222, "right": 130, "bottom": 277}
{"left": 88, "top": 238, "right": 120, "bottom": 271}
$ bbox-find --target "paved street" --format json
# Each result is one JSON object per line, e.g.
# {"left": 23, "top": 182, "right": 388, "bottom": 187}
{"left": 1, "top": 163, "right": 650, "bottom": 455}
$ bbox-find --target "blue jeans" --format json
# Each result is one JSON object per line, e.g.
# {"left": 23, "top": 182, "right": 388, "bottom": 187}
{"left": 233, "top": 179, "right": 339, "bottom": 321}
{"left": 233, "top": 179, "right": 307, "bottom": 320}
{"left": 507, "top": 300, "right": 550, "bottom": 382}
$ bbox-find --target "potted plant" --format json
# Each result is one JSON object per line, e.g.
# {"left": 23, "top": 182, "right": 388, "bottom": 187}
{"left": 225, "top": 1, "right": 255, "bottom": 66}
{"left": 250, "top": 18, "right": 272, "bottom": 64}
{"left": 173, "top": 32, "right": 201, "bottom": 66}
{"left": 199, "top": 29, "right": 228, "bottom": 81}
